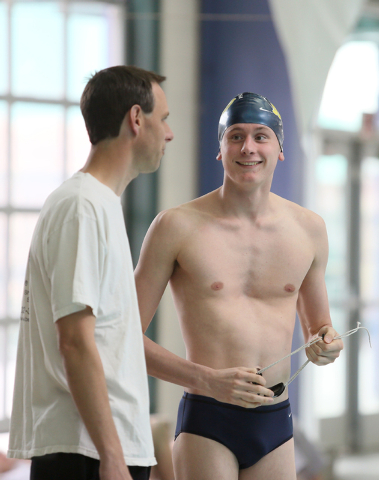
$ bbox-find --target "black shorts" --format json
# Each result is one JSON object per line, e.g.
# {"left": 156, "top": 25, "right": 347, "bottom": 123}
{"left": 30, "top": 452, "right": 151, "bottom": 480}
{"left": 175, "top": 392, "right": 293, "bottom": 469}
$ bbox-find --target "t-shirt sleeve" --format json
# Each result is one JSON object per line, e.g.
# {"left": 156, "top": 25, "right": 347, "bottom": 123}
{"left": 45, "top": 212, "right": 106, "bottom": 322}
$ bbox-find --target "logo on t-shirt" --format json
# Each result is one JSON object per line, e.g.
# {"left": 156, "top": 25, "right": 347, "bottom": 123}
{"left": 21, "top": 279, "right": 30, "bottom": 322}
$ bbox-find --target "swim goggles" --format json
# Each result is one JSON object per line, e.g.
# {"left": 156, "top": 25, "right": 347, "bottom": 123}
{"left": 257, "top": 322, "right": 371, "bottom": 398}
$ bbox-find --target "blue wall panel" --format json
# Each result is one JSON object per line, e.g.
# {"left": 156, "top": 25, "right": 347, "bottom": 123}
{"left": 199, "top": 0, "right": 303, "bottom": 207}
{"left": 202, "top": 0, "right": 271, "bottom": 15}
{"left": 199, "top": 0, "right": 304, "bottom": 414}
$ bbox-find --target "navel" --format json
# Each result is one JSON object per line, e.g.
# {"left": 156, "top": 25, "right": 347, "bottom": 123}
{"left": 211, "top": 281, "right": 224, "bottom": 291}
{"left": 284, "top": 283, "right": 296, "bottom": 293}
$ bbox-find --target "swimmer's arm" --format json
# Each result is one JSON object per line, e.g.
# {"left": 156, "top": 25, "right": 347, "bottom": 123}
{"left": 135, "top": 211, "right": 177, "bottom": 332}
{"left": 135, "top": 210, "right": 201, "bottom": 386}
{"left": 297, "top": 214, "right": 343, "bottom": 365}
{"left": 135, "top": 210, "right": 274, "bottom": 407}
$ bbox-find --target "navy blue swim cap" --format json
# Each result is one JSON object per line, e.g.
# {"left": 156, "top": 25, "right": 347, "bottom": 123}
{"left": 218, "top": 92, "right": 284, "bottom": 151}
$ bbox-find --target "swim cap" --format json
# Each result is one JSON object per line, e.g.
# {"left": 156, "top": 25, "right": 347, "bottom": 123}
{"left": 218, "top": 92, "right": 284, "bottom": 151}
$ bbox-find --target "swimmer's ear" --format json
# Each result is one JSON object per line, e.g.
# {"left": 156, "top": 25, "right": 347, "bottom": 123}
{"left": 279, "top": 151, "right": 284, "bottom": 162}
{"left": 216, "top": 150, "right": 222, "bottom": 161}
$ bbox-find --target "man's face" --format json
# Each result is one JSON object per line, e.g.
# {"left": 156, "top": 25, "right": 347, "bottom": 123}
{"left": 137, "top": 83, "right": 174, "bottom": 173}
{"left": 217, "top": 123, "right": 284, "bottom": 185}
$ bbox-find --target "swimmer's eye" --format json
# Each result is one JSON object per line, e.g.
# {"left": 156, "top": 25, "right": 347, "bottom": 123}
{"left": 230, "top": 134, "right": 243, "bottom": 141}
{"left": 255, "top": 134, "right": 268, "bottom": 141}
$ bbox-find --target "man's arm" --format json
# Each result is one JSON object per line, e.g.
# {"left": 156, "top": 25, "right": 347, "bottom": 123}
{"left": 297, "top": 214, "right": 343, "bottom": 365}
{"left": 56, "top": 307, "right": 132, "bottom": 480}
{"left": 135, "top": 210, "right": 274, "bottom": 408}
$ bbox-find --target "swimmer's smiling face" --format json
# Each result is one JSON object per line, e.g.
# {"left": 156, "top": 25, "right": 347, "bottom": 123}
{"left": 217, "top": 123, "right": 284, "bottom": 184}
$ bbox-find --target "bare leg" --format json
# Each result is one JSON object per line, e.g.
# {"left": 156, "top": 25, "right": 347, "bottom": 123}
{"left": 173, "top": 433, "right": 239, "bottom": 480}
{"left": 239, "top": 438, "right": 296, "bottom": 480}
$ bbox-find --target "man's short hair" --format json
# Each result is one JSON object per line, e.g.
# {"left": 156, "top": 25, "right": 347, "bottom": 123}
{"left": 80, "top": 65, "right": 166, "bottom": 145}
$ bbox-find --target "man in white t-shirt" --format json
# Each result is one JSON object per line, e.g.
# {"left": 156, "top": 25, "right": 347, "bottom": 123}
{"left": 8, "top": 66, "right": 173, "bottom": 480}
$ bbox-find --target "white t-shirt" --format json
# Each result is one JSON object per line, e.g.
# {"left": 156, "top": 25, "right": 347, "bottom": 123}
{"left": 8, "top": 172, "right": 155, "bottom": 467}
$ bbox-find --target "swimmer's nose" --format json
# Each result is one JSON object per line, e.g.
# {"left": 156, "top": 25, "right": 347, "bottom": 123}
{"left": 241, "top": 135, "right": 256, "bottom": 155}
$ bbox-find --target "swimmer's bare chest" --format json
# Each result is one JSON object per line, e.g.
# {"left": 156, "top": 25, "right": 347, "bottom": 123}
{"left": 169, "top": 212, "right": 315, "bottom": 384}
{"left": 170, "top": 215, "right": 314, "bottom": 302}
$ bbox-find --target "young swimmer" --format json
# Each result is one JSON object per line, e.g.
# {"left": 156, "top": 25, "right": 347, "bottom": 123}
{"left": 135, "top": 92, "right": 344, "bottom": 480}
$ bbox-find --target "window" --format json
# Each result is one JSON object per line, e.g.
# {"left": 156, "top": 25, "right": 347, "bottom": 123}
{"left": 0, "top": 0, "right": 124, "bottom": 432}
{"left": 310, "top": 39, "right": 379, "bottom": 449}
{"left": 313, "top": 153, "right": 348, "bottom": 419}
{"left": 359, "top": 156, "right": 379, "bottom": 416}
{"left": 318, "top": 41, "right": 379, "bottom": 132}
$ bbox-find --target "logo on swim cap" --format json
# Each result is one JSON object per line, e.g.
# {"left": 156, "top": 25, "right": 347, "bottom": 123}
{"left": 218, "top": 92, "right": 284, "bottom": 151}
{"left": 222, "top": 97, "right": 236, "bottom": 114}
{"left": 270, "top": 103, "right": 282, "bottom": 120}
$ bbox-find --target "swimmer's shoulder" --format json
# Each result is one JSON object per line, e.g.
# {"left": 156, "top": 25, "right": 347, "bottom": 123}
{"left": 149, "top": 189, "right": 220, "bottom": 241}
{"left": 273, "top": 193, "right": 327, "bottom": 237}
{"left": 154, "top": 190, "right": 219, "bottom": 228}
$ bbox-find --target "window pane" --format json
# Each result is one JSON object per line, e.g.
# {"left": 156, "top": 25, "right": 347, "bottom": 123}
{"left": 359, "top": 307, "right": 379, "bottom": 415}
{"left": 313, "top": 155, "right": 348, "bottom": 419}
{"left": 11, "top": 102, "right": 64, "bottom": 208}
{"left": 361, "top": 157, "right": 379, "bottom": 302}
{"left": 314, "top": 308, "right": 347, "bottom": 418}
{"left": 12, "top": 3, "right": 64, "bottom": 98}
{"left": 359, "top": 157, "right": 379, "bottom": 416}
{"left": 0, "top": 326, "right": 5, "bottom": 419}
{"left": 8, "top": 213, "right": 39, "bottom": 318}
{"left": 318, "top": 42, "right": 379, "bottom": 132}
{"left": 67, "top": 11, "right": 108, "bottom": 102}
{"left": 0, "top": 101, "right": 7, "bottom": 206}
{"left": 0, "top": 433, "right": 9, "bottom": 453}
{"left": 315, "top": 154, "right": 348, "bottom": 300}
{"left": 66, "top": 106, "right": 90, "bottom": 177}
{"left": 0, "top": 2, "right": 8, "bottom": 94}
{"left": 0, "top": 214, "right": 6, "bottom": 318}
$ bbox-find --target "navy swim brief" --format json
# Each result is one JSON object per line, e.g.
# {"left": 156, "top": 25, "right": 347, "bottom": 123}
{"left": 175, "top": 392, "right": 293, "bottom": 469}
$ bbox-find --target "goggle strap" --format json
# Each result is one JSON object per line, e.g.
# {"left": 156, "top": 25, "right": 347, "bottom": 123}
{"left": 258, "top": 322, "right": 371, "bottom": 390}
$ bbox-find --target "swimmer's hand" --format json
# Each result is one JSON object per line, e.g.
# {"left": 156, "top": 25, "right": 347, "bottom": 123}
{"left": 206, "top": 367, "right": 274, "bottom": 409}
{"left": 305, "top": 325, "right": 344, "bottom": 366}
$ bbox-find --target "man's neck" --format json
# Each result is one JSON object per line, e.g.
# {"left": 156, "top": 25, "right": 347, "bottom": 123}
{"left": 81, "top": 139, "right": 138, "bottom": 197}
{"left": 218, "top": 177, "right": 274, "bottom": 220}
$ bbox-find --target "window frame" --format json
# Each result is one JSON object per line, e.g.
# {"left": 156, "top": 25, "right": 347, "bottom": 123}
{"left": 310, "top": 127, "right": 379, "bottom": 452}
{"left": 0, "top": 0, "right": 125, "bottom": 433}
